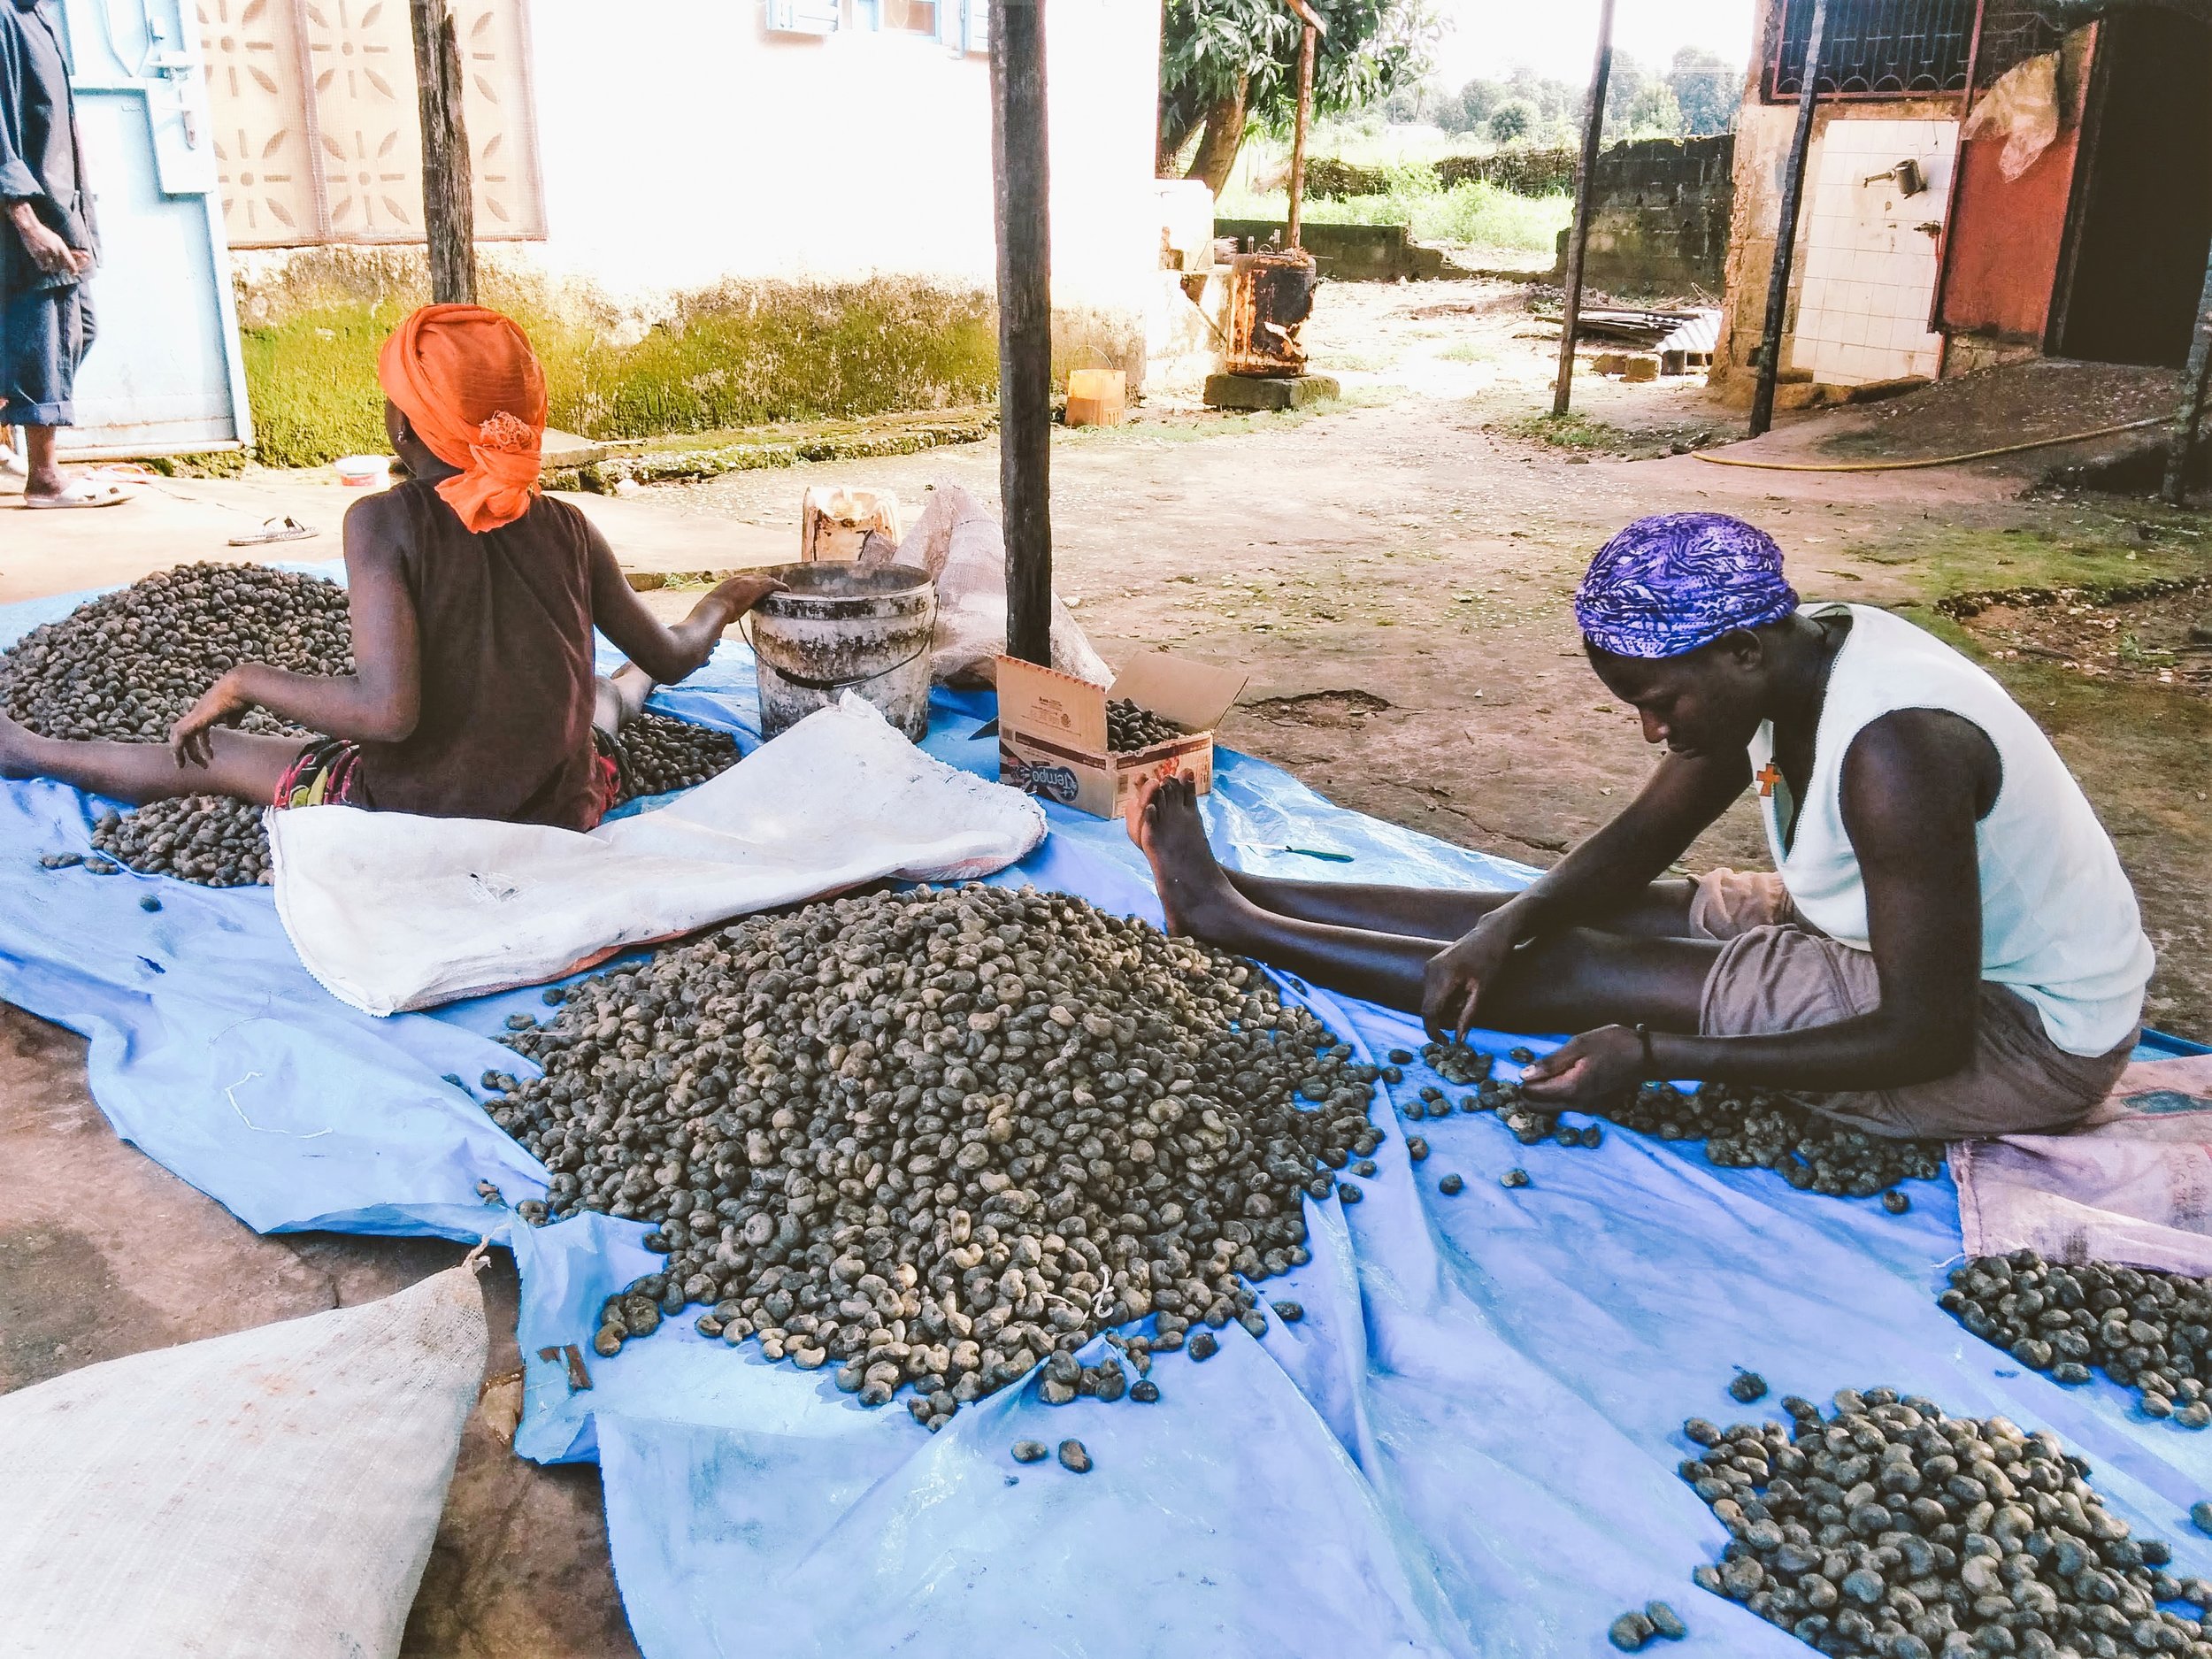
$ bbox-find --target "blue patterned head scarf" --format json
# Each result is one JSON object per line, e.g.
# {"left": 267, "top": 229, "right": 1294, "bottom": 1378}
{"left": 1574, "top": 512, "right": 1800, "bottom": 659}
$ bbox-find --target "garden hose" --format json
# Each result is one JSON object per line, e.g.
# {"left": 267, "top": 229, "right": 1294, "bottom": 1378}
{"left": 1690, "top": 416, "right": 2167, "bottom": 473}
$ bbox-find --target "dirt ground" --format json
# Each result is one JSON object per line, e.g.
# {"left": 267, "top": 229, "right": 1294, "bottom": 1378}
{"left": 1958, "top": 583, "right": 2212, "bottom": 694}
{"left": 3, "top": 273, "right": 2209, "bottom": 1656}
{"left": 664, "top": 279, "right": 2212, "bottom": 1040}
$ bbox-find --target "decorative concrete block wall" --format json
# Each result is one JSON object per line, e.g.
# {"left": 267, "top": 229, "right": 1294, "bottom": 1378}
{"left": 1558, "top": 135, "right": 1738, "bottom": 294}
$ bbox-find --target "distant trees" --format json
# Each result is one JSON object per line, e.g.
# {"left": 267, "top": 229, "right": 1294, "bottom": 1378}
{"left": 1392, "top": 45, "right": 1744, "bottom": 143}
{"left": 1486, "top": 100, "right": 1535, "bottom": 142}
{"left": 1668, "top": 46, "right": 1741, "bottom": 136}
{"left": 1159, "top": 0, "right": 1440, "bottom": 193}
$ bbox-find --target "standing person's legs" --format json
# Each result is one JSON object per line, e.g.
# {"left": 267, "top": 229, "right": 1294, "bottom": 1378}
{"left": 21, "top": 424, "right": 61, "bottom": 497}
{"left": 4, "top": 281, "right": 119, "bottom": 507}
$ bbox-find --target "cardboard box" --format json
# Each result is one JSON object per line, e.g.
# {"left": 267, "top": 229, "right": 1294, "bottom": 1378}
{"left": 996, "top": 652, "right": 1248, "bottom": 820}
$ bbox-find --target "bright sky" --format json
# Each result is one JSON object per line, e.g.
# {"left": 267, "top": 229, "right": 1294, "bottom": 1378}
{"left": 1428, "top": 0, "right": 1759, "bottom": 85}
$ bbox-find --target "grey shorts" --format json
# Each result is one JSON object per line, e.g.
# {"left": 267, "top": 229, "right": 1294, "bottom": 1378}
{"left": 1689, "top": 869, "right": 2135, "bottom": 1141}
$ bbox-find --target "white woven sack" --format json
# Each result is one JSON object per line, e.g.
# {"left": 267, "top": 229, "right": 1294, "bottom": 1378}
{"left": 0, "top": 1266, "right": 488, "bottom": 1659}
{"left": 270, "top": 694, "right": 1048, "bottom": 1015}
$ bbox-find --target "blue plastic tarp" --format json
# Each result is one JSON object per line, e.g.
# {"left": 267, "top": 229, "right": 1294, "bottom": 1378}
{"left": 4, "top": 576, "right": 2210, "bottom": 1658}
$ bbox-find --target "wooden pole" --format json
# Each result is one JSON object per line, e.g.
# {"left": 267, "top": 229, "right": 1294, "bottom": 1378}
{"left": 2162, "top": 245, "right": 2212, "bottom": 503}
{"left": 990, "top": 0, "right": 1052, "bottom": 667}
{"left": 1552, "top": 0, "right": 1617, "bottom": 418}
{"left": 410, "top": 0, "right": 476, "bottom": 305}
{"left": 1286, "top": 23, "right": 1316, "bottom": 249}
{"left": 1749, "top": 0, "right": 1831, "bottom": 438}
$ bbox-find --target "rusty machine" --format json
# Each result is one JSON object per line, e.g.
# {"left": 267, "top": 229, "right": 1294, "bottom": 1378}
{"left": 1201, "top": 0, "right": 1340, "bottom": 413}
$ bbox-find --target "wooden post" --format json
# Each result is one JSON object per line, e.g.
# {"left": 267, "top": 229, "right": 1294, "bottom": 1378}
{"left": 1282, "top": 0, "right": 1326, "bottom": 251}
{"left": 2162, "top": 244, "right": 2212, "bottom": 503}
{"left": 1749, "top": 0, "right": 1831, "bottom": 439}
{"left": 1286, "top": 25, "right": 1316, "bottom": 249}
{"left": 990, "top": 0, "right": 1052, "bottom": 667}
{"left": 1552, "top": 0, "right": 1617, "bottom": 418}
{"left": 410, "top": 0, "right": 476, "bottom": 305}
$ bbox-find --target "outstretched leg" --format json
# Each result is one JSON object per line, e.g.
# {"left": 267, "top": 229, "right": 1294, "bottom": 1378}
{"left": 1131, "top": 774, "right": 1717, "bottom": 1032}
{"left": 1128, "top": 784, "right": 1697, "bottom": 944}
{"left": 0, "top": 714, "right": 302, "bottom": 807}
{"left": 1219, "top": 866, "right": 1697, "bottom": 944}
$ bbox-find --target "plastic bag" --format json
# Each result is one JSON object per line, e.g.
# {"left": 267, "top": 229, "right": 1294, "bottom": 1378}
{"left": 0, "top": 1266, "right": 487, "bottom": 1659}
{"left": 1962, "top": 51, "right": 2062, "bottom": 181}
{"left": 865, "top": 481, "right": 1111, "bottom": 689}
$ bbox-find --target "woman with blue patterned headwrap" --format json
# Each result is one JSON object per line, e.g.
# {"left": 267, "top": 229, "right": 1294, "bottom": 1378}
{"left": 1126, "top": 511, "right": 2151, "bottom": 1142}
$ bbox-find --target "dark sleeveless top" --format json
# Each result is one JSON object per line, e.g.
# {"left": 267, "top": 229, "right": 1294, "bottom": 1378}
{"left": 353, "top": 481, "right": 601, "bottom": 829}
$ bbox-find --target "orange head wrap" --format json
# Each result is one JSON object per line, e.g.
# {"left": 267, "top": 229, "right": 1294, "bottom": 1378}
{"left": 375, "top": 303, "right": 549, "bottom": 534}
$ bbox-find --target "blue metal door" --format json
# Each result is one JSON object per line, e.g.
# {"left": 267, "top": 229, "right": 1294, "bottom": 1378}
{"left": 53, "top": 0, "right": 251, "bottom": 457}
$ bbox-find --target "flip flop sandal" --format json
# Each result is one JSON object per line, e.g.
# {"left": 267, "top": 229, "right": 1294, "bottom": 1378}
{"left": 227, "top": 515, "right": 319, "bottom": 547}
{"left": 24, "top": 479, "right": 131, "bottom": 510}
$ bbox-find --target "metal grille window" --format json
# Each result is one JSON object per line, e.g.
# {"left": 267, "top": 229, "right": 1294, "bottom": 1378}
{"left": 1969, "top": 0, "right": 2064, "bottom": 88}
{"left": 196, "top": 0, "right": 546, "bottom": 249}
{"left": 1769, "top": 0, "right": 1978, "bottom": 97}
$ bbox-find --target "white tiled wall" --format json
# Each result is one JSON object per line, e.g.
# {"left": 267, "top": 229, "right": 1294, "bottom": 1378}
{"left": 1792, "top": 118, "right": 1959, "bottom": 386}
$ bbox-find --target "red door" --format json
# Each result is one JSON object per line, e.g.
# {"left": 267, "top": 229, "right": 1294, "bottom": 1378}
{"left": 1934, "top": 31, "right": 2097, "bottom": 347}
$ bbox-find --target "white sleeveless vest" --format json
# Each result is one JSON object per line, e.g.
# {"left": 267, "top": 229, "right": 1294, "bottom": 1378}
{"left": 1748, "top": 604, "right": 2153, "bottom": 1056}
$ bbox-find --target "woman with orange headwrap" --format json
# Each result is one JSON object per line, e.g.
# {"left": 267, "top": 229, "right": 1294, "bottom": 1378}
{"left": 0, "top": 303, "right": 781, "bottom": 828}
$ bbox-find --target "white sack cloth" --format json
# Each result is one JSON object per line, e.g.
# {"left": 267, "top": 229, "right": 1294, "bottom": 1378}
{"left": 1951, "top": 1053, "right": 2212, "bottom": 1276}
{"left": 865, "top": 480, "right": 1112, "bottom": 688}
{"left": 0, "top": 1267, "right": 486, "bottom": 1659}
{"left": 272, "top": 695, "right": 1047, "bottom": 1016}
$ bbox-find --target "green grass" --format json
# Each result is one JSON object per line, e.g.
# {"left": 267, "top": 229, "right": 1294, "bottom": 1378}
{"left": 1217, "top": 169, "right": 1571, "bottom": 252}
{"left": 1844, "top": 518, "right": 2212, "bottom": 601}
{"left": 236, "top": 254, "right": 1000, "bottom": 470}
{"left": 1494, "top": 411, "right": 1624, "bottom": 451}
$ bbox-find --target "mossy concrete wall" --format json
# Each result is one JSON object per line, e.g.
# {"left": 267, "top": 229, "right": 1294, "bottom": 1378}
{"left": 1212, "top": 220, "right": 1439, "bottom": 281}
{"left": 1555, "top": 136, "right": 1737, "bottom": 295}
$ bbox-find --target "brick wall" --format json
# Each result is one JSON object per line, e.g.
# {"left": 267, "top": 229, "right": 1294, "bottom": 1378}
{"left": 1563, "top": 135, "right": 1738, "bottom": 294}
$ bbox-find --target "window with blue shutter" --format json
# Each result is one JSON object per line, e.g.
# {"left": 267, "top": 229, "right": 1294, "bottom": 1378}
{"left": 768, "top": 0, "right": 842, "bottom": 36}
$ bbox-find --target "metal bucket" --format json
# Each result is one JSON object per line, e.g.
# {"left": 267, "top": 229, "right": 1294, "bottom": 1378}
{"left": 745, "top": 562, "right": 937, "bottom": 743}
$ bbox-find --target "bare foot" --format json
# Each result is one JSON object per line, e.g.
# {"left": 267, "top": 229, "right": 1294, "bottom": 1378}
{"left": 1130, "top": 773, "right": 1248, "bottom": 941}
{"left": 1124, "top": 770, "right": 1167, "bottom": 853}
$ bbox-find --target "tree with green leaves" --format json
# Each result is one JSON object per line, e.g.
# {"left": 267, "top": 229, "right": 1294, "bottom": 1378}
{"left": 1625, "top": 81, "right": 1685, "bottom": 135}
{"left": 1668, "top": 45, "right": 1742, "bottom": 136}
{"left": 1455, "top": 76, "right": 1507, "bottom": 131}
{"left": 1159, "top": 0, "right": 1440, "bottom": 194}
{"left": 1488, "top": 99, "right": 1535, "bottom": 142}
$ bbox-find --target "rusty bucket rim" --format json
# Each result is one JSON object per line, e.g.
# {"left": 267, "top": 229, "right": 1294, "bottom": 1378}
{"left": 754, "top": 562, "right": 935, "bottom": 617}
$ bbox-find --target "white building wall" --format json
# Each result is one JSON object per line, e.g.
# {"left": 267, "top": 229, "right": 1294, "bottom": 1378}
{"left": 523, "top": 0, "right": 1162, "bottom": 316}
